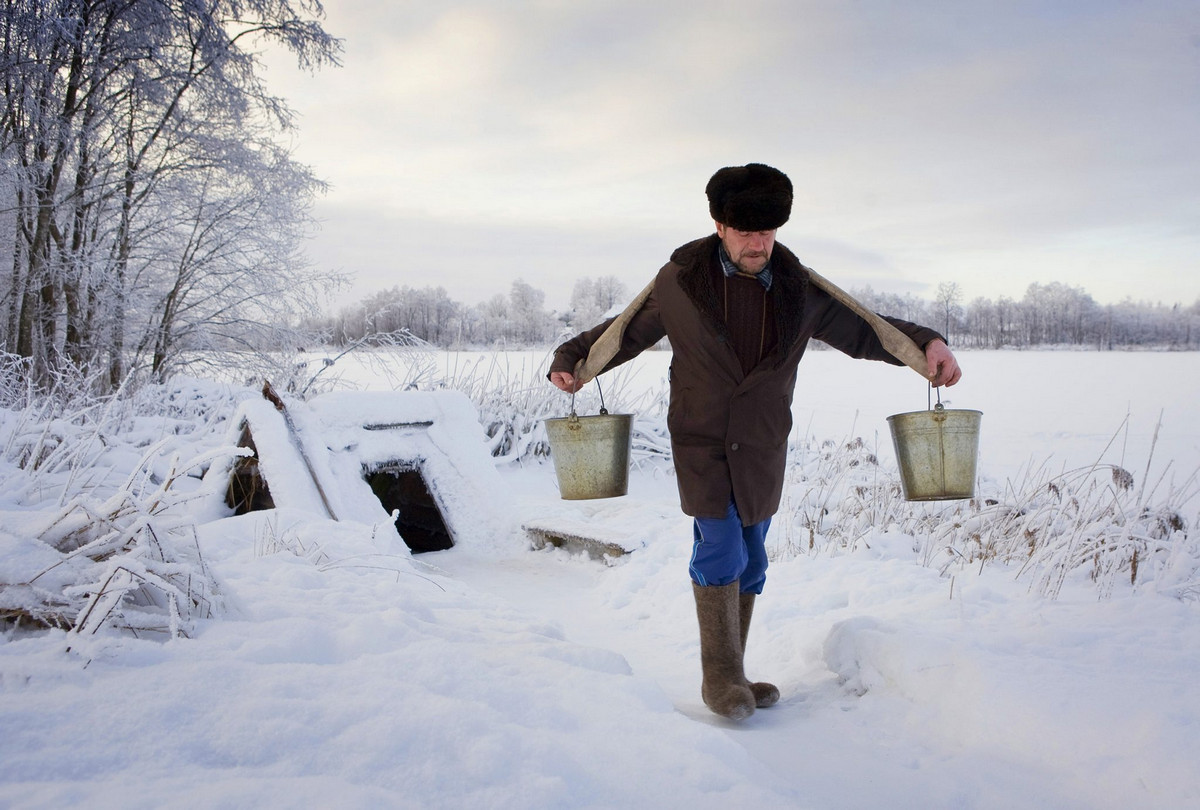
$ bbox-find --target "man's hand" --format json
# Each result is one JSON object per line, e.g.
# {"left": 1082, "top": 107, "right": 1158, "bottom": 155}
{"left": 549, "top": 371, "right": 582, "bottom": 393}
{"left": 925, "top": 339, "right": 962, "bottom": 387}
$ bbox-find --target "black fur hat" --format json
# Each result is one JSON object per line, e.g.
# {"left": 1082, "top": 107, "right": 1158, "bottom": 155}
{"left": 705, "top": 163, "right": 793, "bottom": 230}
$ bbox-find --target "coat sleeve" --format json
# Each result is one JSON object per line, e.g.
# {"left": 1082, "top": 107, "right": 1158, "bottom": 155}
{"left": 811, "top": 289, "right": 946, "bottom": 366}
{"left": 548, "top": 288, "right": 666, "bottom": 378}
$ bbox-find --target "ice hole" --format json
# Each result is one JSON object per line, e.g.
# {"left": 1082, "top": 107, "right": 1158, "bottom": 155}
{"left": 366, "top": 464, "right": 454, "bottom": 553}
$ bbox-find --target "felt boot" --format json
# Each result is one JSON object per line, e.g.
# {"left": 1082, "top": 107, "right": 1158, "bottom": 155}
{"left": 739, "top": 591, "right": 780, "bottom": 708}
{"left": 693, "top": 582, "right": 756, "bottom": 720}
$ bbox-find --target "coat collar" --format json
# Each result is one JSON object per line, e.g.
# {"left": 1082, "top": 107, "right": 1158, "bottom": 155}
{"left": 671, "top": 234, "right": 810, "bottom": 363}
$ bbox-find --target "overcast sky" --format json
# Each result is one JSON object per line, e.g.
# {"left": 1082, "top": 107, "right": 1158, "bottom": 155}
{"left": 263, "top": 1, "right": 1200, "bottom": 312}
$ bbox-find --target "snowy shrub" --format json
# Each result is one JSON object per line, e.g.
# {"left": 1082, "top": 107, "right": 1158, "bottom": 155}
{"left": 2, "top": 443, "right": 226, "bottom": 638}
{"left": 155, "top": 332, "right": 437, "bottom": 402}
{"left": 438, "top": 350, "right": 563, "bottom": 462}
{"left": 56, "top": 452, "right": 219, "bottom": 636}
{"left": 0, "top": 352, "right": 33, "bottom": 409}
{"left": 771, "top": 429, "right": 1198, "bottom": 601}
{"left": 293, "top": 330, "right": 437, "bottom": 396}
{"left": 922, "top": 462, "right": 1197, "bottom": 600}
{"left": 1, "top": 393, "right": 120, "bottom": 499}
{"left": 774, "top": 435, "right": 899, "bottom": 557}
{"left": 0, "top": 381, "right": 236, "bottom": 638}
{"left": 435, "top": 350, "right": 672, "bottom": 469}
{"left": 0, "top": 349, "right": 132, "bottom": 412}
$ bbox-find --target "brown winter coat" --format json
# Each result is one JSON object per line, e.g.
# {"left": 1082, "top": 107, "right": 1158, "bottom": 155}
{"left": 549, "top": 234, "right": 944, "bottom": 526}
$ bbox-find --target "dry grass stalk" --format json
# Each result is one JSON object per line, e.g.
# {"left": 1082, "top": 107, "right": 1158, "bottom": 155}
{"left": 772, "top": 421, "right": 1197, "bottom": 601}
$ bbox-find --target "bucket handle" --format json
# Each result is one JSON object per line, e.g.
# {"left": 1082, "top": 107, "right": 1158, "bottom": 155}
{"left": 928, "top": 385, "right": 947, "bottom": 422}
{"left": 567, "top": 373, "right": 609, "bottom": 420}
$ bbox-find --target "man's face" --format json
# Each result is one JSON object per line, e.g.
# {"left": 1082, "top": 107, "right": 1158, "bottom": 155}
{"left": 716, "top": 223, "right": 776, "bottom": 274}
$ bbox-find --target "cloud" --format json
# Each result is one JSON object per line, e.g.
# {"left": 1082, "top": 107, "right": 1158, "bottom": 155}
{"left": 266, "top": 0, "right": 1200, "bottom": 308}
{"left": 307, "top": 202, "right": 691, "bottom": 311}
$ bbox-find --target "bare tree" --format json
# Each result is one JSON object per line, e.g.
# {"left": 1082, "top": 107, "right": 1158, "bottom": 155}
{"left": 934, "top": 281, "right": 963, "bottom": 343}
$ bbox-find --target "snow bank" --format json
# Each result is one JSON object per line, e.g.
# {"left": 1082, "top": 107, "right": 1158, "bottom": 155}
{"left": 822, "top": 590, "right": 1200, "bottom": 807}
{"left": 1, "top": 508, "right": 802, "bottom": 809}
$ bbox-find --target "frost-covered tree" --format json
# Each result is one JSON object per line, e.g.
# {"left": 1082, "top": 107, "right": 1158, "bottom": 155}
{"left": 135, "top": 141, "right": 336, "bottom": 381}
{"left": 850, "top": 287, "right": 930, "bottom": 326}
{"left": 326, "top": 285, "right": 463, "bottom": 347}
{"left": 0, "top": 0, "right": 341, "bottom": 392}
{"left": 507, "top": 278, "right": 557, "bottom": 344}
{"left": 934, "top": 281, "right": 963, "bottom": 343}
{"left": 1018, "top": 282, "right": 1098, "bottom": 346}
{"left": 568, "top": 274, "right": 627, "bottom": 331}
{"left": 963, "top": 296, "right": 995, "bottom": 349}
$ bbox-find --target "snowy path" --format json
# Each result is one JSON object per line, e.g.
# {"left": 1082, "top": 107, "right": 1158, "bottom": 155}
{"left": 430, "top": 467, "right": 1200, "bottom": 810}
{"left": 433, "top": 545, "right": 1079, "bottom": 810}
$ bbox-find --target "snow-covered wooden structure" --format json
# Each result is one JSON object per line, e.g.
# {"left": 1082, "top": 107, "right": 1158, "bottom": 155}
{"left": 202, "top": 388, "right": 515, "bottom": 552}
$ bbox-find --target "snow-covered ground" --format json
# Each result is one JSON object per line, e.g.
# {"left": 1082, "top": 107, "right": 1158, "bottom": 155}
{"left": 2, "top": 350, "right": 1199, "bottom": 809}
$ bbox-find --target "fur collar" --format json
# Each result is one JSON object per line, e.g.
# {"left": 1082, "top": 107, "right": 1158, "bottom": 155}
{"left": 671, "top": 234, "right": 810, "bottom": 363}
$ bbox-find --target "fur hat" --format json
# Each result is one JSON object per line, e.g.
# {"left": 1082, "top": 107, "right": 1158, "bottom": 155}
{"left": 705, "top": 163, "right": 793, "bottom": 231}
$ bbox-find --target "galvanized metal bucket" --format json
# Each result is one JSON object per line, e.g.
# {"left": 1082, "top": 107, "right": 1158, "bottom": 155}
{"left": 887, "top": 403, "right": 982, "bottom": 501}
{"left": 544, "top": 410, "right": 633, "bottom": 500}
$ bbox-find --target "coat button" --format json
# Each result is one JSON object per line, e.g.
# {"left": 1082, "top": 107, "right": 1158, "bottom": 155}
{"left": 730, "top": 442, "right": 740, "bottom": 451}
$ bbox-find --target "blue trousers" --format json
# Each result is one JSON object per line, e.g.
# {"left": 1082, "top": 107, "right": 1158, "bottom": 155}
{"left": 689, "top": 498, "right": 771, "bottom": 594}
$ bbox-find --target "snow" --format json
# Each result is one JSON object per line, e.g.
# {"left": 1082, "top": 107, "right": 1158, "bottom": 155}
{"left": 199, "top": 389, "right": 517, "bottom": 548}
{"left": 2, "top": 350, "right": 1200, "bottom": 809}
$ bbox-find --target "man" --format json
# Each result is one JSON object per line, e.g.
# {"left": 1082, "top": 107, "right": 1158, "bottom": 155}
{"left": 548, "top": 163, "right": 961, "bottom": 720}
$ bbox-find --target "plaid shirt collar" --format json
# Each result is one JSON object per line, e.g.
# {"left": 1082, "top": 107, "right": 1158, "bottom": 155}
{"left": 718, "top": 243, "right": 773, "bottom": 290}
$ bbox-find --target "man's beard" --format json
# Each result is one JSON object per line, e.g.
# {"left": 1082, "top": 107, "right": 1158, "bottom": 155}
{"left": 735, "top": 252, "right": 768, "bottom": 273}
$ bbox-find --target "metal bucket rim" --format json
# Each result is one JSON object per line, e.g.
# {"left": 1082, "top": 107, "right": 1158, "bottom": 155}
{"left": 887, "top": 407, "right": 982, "bottom": 421}
{"left": 544, "top": 412, "right": 634, "bottom": 424}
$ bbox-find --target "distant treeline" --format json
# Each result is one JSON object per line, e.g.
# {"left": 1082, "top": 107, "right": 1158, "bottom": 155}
{"left": 312, "top": 277, "right": 1200, "bottom": 351}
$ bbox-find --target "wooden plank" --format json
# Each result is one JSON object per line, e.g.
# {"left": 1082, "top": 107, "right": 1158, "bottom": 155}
{"left": 524, "top": 525, "right": 630, "bottom": 561}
